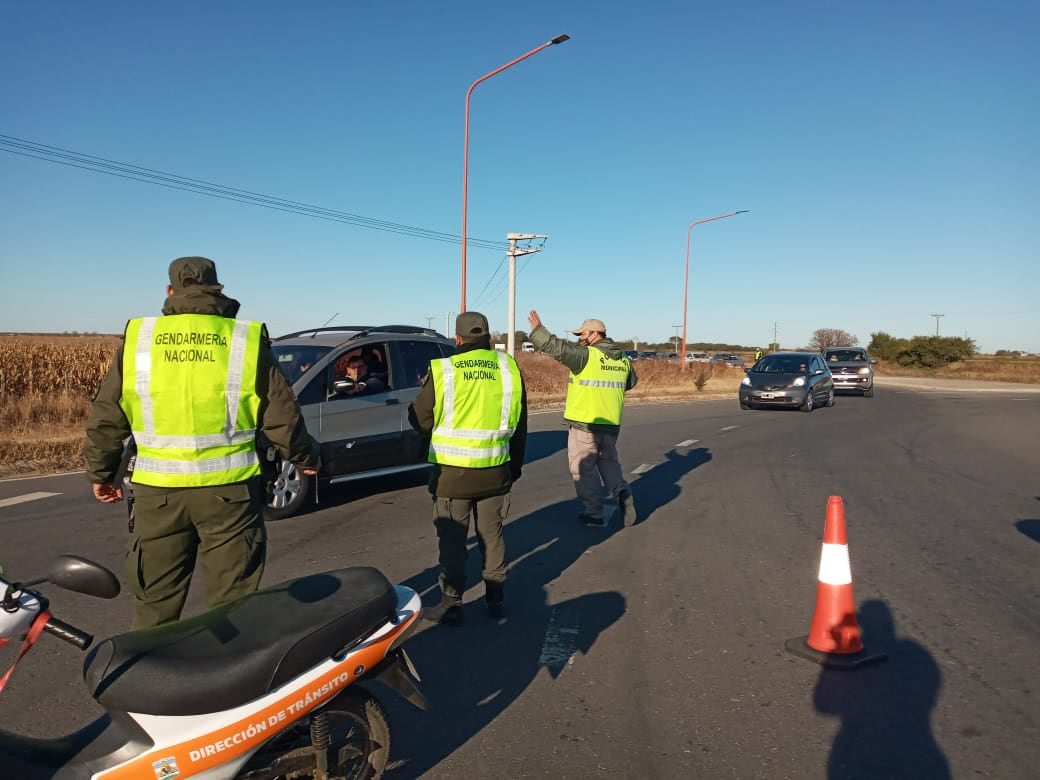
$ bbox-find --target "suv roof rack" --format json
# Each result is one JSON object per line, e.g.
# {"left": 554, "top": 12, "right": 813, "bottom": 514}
{"left": 275, "top": 325, "right": 446, "bottom": 341}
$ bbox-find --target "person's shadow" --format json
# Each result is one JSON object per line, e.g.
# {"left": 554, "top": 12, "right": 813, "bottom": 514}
{"left": 378, "top": 447, "right": 712, "bottom": 777}
{"left": 1015, "top": 497, "right": 1040, "bottom": 543}
{"left": 813, "top": 599, "right": 951, "bottom": 779}
{"left": 522, "top": 428, "right": 568, "bottom": 466}
{"left": 628, "top": 446, "right": 712, "bottom": 524}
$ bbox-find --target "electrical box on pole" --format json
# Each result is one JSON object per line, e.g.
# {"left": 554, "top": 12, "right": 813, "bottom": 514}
{"left": 506, "top": 233, "right": 548, "bottom": 355}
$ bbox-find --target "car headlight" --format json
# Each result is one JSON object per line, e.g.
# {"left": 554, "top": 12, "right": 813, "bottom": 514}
{"left": 858, "top": 367, "right": 871, "bottom": 375}
{"left": 792, "top": 377, "right": 806, "bottom": 386}
{"left": 741, "top": 376, "right": 751, "bottom": 386}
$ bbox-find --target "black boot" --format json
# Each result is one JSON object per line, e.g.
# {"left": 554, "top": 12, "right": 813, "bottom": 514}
{"left": 422, "top": 594, "right": 463, "bottom": 626}
{"left": 484, "top": 581, "right": 505, "bottom": 620}
{"left": 618, "top": 489, "right": 637, "bottom": 527}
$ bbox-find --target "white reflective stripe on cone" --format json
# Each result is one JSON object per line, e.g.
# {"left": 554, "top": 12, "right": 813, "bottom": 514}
{"left": 818, "top": 543, "right": 852, "bottom": 586}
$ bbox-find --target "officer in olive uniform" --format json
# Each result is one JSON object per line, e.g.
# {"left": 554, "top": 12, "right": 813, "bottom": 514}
{"left": 85, "top": 257, "right": 320, "bottom": 630}
{"left": 528, "top": 310, "right": 637, "bottom": 527}
{"left": 408, "top": 312, "right": 528, "bottom": 624}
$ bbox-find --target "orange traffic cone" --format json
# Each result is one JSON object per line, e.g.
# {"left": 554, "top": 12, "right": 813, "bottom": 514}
{"left": 785, "top": 496, "right": 886, "bottom": 669}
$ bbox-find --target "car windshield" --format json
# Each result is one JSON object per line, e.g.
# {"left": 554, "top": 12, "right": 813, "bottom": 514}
{"left": 272, "top": 344, "right": 333, "bottom": 384}
{"left": 754, "top": 356, "right": 808, "bottom": 374}
{"left": 827, "top": 350, "right": 867, "bottom": 362}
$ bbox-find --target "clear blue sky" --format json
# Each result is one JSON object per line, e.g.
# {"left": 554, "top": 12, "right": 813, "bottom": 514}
{"left": 2, "top": 1, "right": 1037, "bottom": 353}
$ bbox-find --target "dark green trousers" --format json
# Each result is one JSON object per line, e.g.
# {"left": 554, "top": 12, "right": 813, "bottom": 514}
{"left": 433, "top": 494, "right": 510, "bottom": 599}
{"left": 126, "top": 478, "right": 267, "bottom": 630}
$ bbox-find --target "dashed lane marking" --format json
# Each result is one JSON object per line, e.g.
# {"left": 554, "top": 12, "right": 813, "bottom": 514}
{"left": 632, "top": 463, "right": 655, "bottom": 474}
{"left": 0, "top": 492, "right": 61, "bottom": 509}
{"left": 676, "top": 439, "right": 699, "bottom": 447}
{"left": 720, "top": 425, "right": 739, "bottom": 431}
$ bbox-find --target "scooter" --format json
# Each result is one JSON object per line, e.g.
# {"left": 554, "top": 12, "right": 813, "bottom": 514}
{"left": 0, "top": 554, "right": 426, "bottom": 779}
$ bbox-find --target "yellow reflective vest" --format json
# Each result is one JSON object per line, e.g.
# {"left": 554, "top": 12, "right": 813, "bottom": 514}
{"left": 564, "top": 348, "right": 631, "bottom": 426}
{"left": 119, "top": 315, "right": 264, "bottom": 487}
{"left": 428, "top": 350, "right": 523, "bottom": 468}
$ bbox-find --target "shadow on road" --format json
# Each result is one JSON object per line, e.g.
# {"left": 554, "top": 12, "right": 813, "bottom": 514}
{"left": 378, "top": 445, "right": 712, "bottom": 777}
{"left": 522, "top": 428, "right": 568, "bottom": 466}
{"left": 813, "top": 599, "right": 950, "bottom": 779}
{"left": 1017, "top": 499, "right": 1040, "bottom": 543}
{"left": 1016, "top": 519, "right": 1040, "bottom": 543}
{"left": 629, "top": 446, "right": 712, "bottom": 524}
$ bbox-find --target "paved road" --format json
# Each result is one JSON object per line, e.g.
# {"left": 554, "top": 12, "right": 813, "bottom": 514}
{"left": 1, "top": 384, "right": 1038, "bottom": 778}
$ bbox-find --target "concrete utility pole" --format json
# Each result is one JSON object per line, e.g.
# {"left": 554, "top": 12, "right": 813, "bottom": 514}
{"left": 673, "top": 325, "right": 682, "bottom": 353}
{"left": 931, "top": 313, "right": 944, "bottom": 337}
{"left": 446, "top": 312, "right": 454, "bottom": 338}
{"left": 506, "top": 233, "right": 548, "bottom": 355}
{"left": 425, "top": 317, "right": 435, "bottom": 330}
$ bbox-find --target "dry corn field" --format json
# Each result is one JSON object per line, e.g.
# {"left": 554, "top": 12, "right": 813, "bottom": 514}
{"left": 0, "top": 335, "right": 121, "bottom": 477}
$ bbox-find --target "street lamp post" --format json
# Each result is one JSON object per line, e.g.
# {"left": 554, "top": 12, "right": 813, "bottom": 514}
{"left": 681, "top": 210, "right": 749, "bottom": 370}
{"left": 460, "top": 34, "right": 570, "bottom": 313}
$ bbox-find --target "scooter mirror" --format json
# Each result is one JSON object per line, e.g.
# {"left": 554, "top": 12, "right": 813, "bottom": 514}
{"left": 48, "top": 555, "right": 121, "bottom": 599}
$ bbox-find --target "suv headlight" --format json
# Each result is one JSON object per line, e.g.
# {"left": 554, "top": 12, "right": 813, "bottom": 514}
{"left": 741, "top": 376, "right": 751, "bottom": 386}
{"left": 858, "top": 367, "right": 871, "bottom": 375}
{"left": 792, "top": 377, "right": 806, "bottom": 387}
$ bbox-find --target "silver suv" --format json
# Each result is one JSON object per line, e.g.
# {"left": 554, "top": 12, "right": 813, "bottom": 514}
{"left": 266, "top": 325, "right": 456, "bottom": 518}
{"left": 823, "top": 347, "right": 876, "bottom": 397}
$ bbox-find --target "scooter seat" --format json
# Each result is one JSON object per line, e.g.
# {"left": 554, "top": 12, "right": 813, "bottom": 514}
{"left": 83, "top": 566, "right": 398, "bottom": 716}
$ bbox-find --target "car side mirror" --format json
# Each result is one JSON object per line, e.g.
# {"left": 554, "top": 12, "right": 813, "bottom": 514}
{"left": 331, "top": 377, "right": 356, "bottom": 397}
{"left": 814, "top": 368, "right": 825, "bottom": 375}
{"left": 870, "top": 358, "right": 878, "bottom": 364}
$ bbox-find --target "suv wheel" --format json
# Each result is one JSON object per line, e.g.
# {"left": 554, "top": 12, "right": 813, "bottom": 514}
{"left": 265, "top": 456, "right": 312, "bottom": 520}
{"left": 863, "top": 386, "right": 874, "bottom": 398}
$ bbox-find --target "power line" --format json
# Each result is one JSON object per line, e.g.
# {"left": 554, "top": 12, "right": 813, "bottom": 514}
{"left": 0, "top": 133, "right": 509, "bottom": 252}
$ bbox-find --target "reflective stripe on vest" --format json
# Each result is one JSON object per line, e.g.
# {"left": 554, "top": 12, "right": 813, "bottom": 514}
{"left": 119, "top": 315, "right": 264, "bottom": 487}
{"left": 428, "top": 350, "right": 523, "bottom": 468}
{"left": 564, "top": 348, "right": 630, "bottom": 426}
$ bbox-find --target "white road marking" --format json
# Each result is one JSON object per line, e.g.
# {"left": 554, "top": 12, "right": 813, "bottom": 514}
{"left": 0, "top": 471, "right": 83, "bottom": 484}
{"left": 632, "top": 463, "right": 655, "bottom": 474}
{"left": 676, "top": 439, "right": 699, "bottom": 447}
{"left": 539, "top": 606, "right": 581, "bottom": 673}
{"left": 0, "top": 492, "right": 61, "bottom": 509}
{"left": 720, "top": 425, "right": 739, "bottom": 431}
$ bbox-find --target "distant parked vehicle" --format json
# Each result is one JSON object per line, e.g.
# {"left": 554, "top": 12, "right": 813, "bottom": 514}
{"left": 710, "top": 353, "right": 747, "bottom": 369}
{"left": 638, "top": 351, "right": 658, "bottom": 360}
{"left": 685, "top": 351, "right": 710, "bottom": 363}
{"left": 520, "top": 341, "right": 535, "bottom": 353}
{"left": 622, "top": 350, "right": 640, "bottom": 360}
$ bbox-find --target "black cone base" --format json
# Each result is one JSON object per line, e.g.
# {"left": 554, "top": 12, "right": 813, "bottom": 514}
{"left": 785, "top": 635, "right": 887, "bottom": 670}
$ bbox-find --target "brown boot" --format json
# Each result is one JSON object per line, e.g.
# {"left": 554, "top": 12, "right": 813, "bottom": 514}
{"left": 422, "top": 594, "right": 463, "bottom": 626}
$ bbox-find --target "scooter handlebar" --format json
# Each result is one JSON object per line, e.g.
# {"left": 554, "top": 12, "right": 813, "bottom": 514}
{"left": 44, "top": 617, "right": 93, "bottom": 650}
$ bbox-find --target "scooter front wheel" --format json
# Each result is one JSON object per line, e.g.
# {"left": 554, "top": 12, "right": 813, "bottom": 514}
{"left": 237, "top": 688, "right": 391, "bottom": 780}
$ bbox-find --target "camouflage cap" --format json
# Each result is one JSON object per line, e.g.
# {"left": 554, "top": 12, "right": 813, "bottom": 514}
{"left": 456, "top": 311, "right": 490, "bottom": 338}
{"left": 168, "top": 256, "right": 223, "bottom": 292}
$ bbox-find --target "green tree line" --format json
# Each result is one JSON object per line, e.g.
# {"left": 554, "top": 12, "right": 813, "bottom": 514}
{"left": 868, "top": 332, "right": 977, "bottom": 367}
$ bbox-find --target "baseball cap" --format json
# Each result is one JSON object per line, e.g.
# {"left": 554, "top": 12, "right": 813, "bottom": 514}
{"left": 168, "top": 256, "right": 223, "bottom": 292}
{"left": 572, "top": 318, "right": 607, "bottom": 335}
{"left": 456, "top": 311, "right": 490, "bottom": 338}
